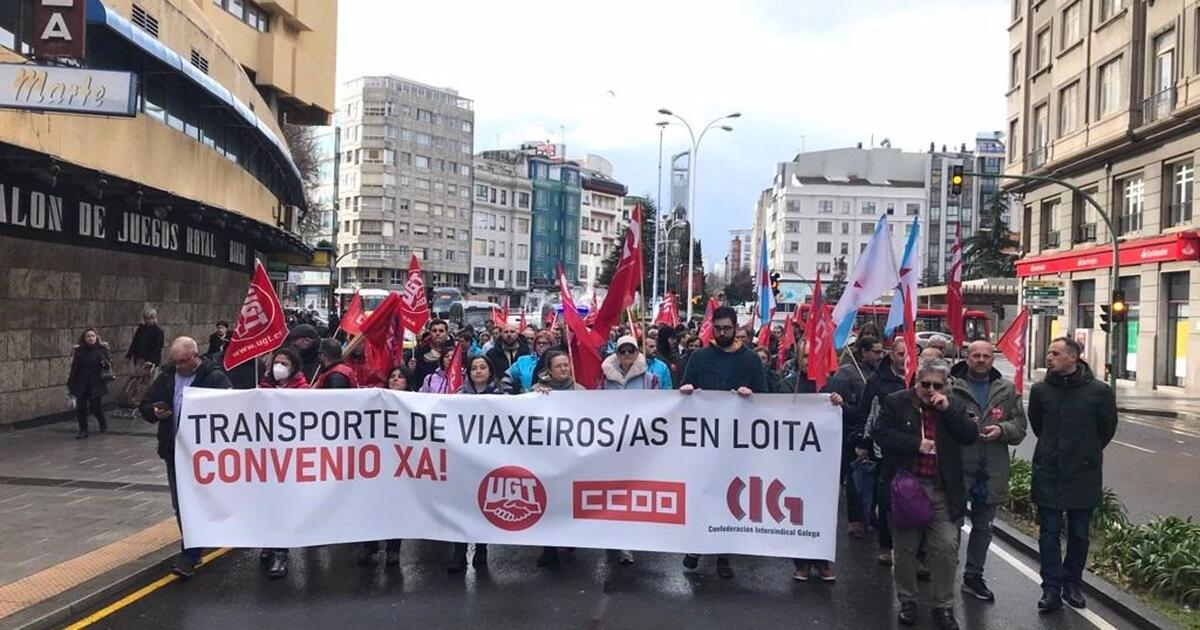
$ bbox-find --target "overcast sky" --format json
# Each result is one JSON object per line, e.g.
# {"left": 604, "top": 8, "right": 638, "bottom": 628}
{"left": 337, "top": 0, "right": 1008, "bottom": 269}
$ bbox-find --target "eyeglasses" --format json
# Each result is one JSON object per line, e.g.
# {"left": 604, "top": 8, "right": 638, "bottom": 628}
{"left": 918, "top": 381, "right": 945, "bottom": 390}
{"left": 617, "top": 347, "right": 638, "bottom": 355}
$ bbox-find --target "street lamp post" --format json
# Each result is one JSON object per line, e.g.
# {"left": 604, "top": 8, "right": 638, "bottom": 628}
{"left": 657, "top": 108, "right": 740, "bottom": 321}
{"left": 660, "top": 218, "right": 689, "bottom": 298}
{"left": 652, "top": 121, "right": 669, "bottom": 306}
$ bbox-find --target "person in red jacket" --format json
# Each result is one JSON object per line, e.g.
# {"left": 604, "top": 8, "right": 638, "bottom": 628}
{"left": 312, "top": 340, "right": 359, "bottom": 389}
{"left": 256, "top": 346, "right": 309, "bottom": 579}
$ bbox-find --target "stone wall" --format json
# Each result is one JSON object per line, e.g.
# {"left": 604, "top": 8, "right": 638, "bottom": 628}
{"left": 0, "top": 235, "right": 249, "bottom": 427}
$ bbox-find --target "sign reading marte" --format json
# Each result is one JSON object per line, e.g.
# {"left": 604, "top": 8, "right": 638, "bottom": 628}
{"left": 0, "top": 63, "right": 137, "bottom": 117}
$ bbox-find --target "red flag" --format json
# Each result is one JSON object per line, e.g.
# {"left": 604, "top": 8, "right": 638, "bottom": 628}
{"left": 543, "top": 309, "right": 555, "bottom": 329}
{"left": 903, "top": 287, "right": 919, "bottom": 387}
{"left": 697, "top": 297, "right": 719, "bottom": 346}
{"left": 359, "top": 291, "right": 404, "bottom": 378}
{"left": 224, "top": 260, "right": 288, "bottom": 371}
{"left": 557, "top": 263, "right": 604, "bottom": 389}
{"left": 341, "top": 292, "right": 366, "bottom": 336}
{"left": 776, "top": 313, "right": 796, "bottom": 371}
{"left": 491, "top": 304, "right": 507, "bottom": 329}
{"left": 947, "top": 223, "right": 965, "bottom": 349}
{"left": 400, "top": 255, "right": 430, "bottom": 334}
{"left": 592, "top": 204, "right": 643, "bottom": 337}
{"left": 756, "top": 319, "right": 772, "bottom": 348}
{"left": 445, "top": 341, "right": 465, "bottom": 393}
{"left": 627, "top": 307, "right": 641, "bottom": 343}
{"left": 806, "top": 273, "right": 837, "bottom": 390}
{"left": 519, "top": 310, "right": 527, "bottom": 331}
{"left": 996, "top": 307, "right": 1030, "bottom": 393}
{"left": 654, "top": 291, "right": 680, "bottom": 328}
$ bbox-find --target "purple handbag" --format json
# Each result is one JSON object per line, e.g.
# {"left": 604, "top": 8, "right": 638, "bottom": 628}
{"left": 890, "top": 469, "right": 933, "bottom": 529}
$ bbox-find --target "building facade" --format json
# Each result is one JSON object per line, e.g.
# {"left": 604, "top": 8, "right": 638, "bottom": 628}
{"left": 577, "top": 155, "right": 627, "bottom": 292}
{"left": 333, "top": 75, "right": 475, "bottom": 292}
{"left": 923, "top": 134, "right": 1012, "bottom": 279}
{"left": 728, "top": 228, "right": 752, "bottom": 279}
{"left": 470, "top": 151, "right": 533, "bottom": 304}
{"left": 528, "top": 155, "right": 581, "bottom": 290}
{"left": 1008, "top": 0, "right": 1200, "bottom": 392}
{"left": 0, "top": 0, "right": 336, "bottom": 426}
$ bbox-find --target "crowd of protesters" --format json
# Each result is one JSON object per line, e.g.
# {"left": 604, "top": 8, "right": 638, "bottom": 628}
{"left": 72, "top": 297, "right": 1116, "bottom": 630}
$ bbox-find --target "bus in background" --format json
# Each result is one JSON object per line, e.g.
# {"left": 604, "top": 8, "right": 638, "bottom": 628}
{"left": 333, "top": 288, "right": 391, "bottom": 316}
{"left": 431, "top": 287, "right": 463, "bottom": 319}
{"left": 795, "top": 304, "right": 992, "bottom": 345}
{"left": 448, "top": 300, "right": 501, "bottom": 330}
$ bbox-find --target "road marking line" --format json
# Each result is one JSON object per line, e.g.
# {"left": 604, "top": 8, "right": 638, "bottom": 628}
{"left": 1120, "top": 417, "right": 1200, "bottom": 439}
{"left": 61, "top": 548, "right": 230, "bottom": 630}
{"left": 963, "top": 525, "right": 1119, "bottom": 630}
{"left": 1111, "top": 440, "right": 1155, "bottom": 454}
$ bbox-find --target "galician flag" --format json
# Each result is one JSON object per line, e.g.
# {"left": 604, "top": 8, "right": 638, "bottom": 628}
{"left": 756, "top": 229, "right": 775, "bottom": 333}
{"left": 885, "top": 216, "right": 922, "bottom": 337}
{"left": 831, "top": 216, "right": 899, "bottom": 348}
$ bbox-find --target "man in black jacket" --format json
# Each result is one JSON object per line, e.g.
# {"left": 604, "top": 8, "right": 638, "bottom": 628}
{"left": 874, "top": 358, "right": 978, "bottom": 630}
{"left": 285, "top": 324, "right": 322, "bottom": 381}
{"left": 412, "top": 319, "right": 451, "bottom": 387}
{"left": 1029, "top": 337, "right": 1117, "bottom": 612}
{"left": 854, "top": 336, "right": 910, "bottom": 566}
{"left": 126, "top": 308, "right": 165, "bottom": 367}
{"left": 139, "top": 336, "right": 231, "bottom": 579}
{"left": 485, "top": 323, "right": 529, "bottom": 374}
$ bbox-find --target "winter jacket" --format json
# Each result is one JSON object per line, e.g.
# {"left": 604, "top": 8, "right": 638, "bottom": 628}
{"left": 854, "top": 356, "right": 908, "bottom": 449}
{"left": 485, "top": 342, "right": 531, "bottom": 375}
{"left": 778, "top": 372, "right": 821, "bottom": 394}
{"left": 258, "top": 370, "right": 310, "bottom": 389}
{"left": 313, "top": 362, "right": 358, "bottom": 389}
{"left": 532, "top": 371, "right": 584, "bottom": 393}
{"left": 420, "top": 369, "right": 451, "bottom": 393}
{"left": 826, "top": 360, "right": 877, "bottom": 443}
{"left": 412, "top": 343, "right": 447, "bottom": 389}
{"left": 873, "top": 389, "right": 979, "bottom": 522}
{"left": 949, "top": 362, "right": 1027, "bottom": 505}
{"left": 600, "top": 354, "right": 659, "bottom": 390}
{"left": 646, "top": 356, "right": 674, "bottom": 390}
{"left": 206, "top": 332, "right": 228, "bottom": 358}
{"left": 1028, "top": 361, "right": 1117, "bottom": 510}
{"left": 139, "top": 358, "right": 231, "bottom": 459}
{"left": 68, "top": 342, "right": 113, "bottom": 398}
{"left": 460, "top": 380, "right": 507, "bottom": 395}
{"left": 679, "top": 344, "right": 768, "bottom": 393}
{"left": 126, "top": 324, "right": 164, "bottom": 366}
{"left": 506, "top": 354, "right": 541, "bottom": 393}
{"left": 284, "top": 324, "right": 322, "bottom": 381}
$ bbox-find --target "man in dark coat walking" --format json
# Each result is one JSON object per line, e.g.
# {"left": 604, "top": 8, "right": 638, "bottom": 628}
{"left": 139, "top": 337, "right": 231, "bottom": 579}
{"left": 126, "top": 308, "right": 165, "bottom": 367}
{"left": 1028, "top": 337, "right": 1117, "bottom": 612}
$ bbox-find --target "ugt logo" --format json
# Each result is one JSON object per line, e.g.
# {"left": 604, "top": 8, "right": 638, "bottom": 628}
{"left": 477, "top": 465, "right": 547, "bottom": 531}
{"left": 726, "top": 476, "right": 803, "bottom": 525}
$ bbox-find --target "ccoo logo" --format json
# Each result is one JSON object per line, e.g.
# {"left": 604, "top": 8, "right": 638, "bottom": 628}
{"left": 477, "top": 465, "right": 547, "bottom": 531}
{"left": 727, "top": 476, "right": 803, "bottom": 525}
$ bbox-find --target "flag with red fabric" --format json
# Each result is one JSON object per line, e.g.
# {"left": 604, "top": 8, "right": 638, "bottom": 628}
{"left": 805, "top": 273, "right": 837, "bottom": 390}
{"left": 775, "top": 313, "right": 797, "bottom": 371}
{"left": 445, "top": 341, "right": 465, "bottom": 393}
{"left": 654, "top": 291, "right": 680, "bottom": 328}
{"left": 756, "top": 321, "right": 772, "bottom": 348}
{"left": 518, "top": 310, "right": 527, "bottom": 331}
{"left": 341, "top": 291, "right": 367, "bottom": 337}
{"left": 946, "top": 223, "right": 965, "bottom": 349}
{"left": 697, "top": 297, "right": 719, "bottom": 346}
{"left": 902, "top": 286, "right": 919, "bottom": 387}
{"left": 627, "top": 307, "right": 641, "bottom": 343}
{"left": 557, "top": 263, "right": 604, "bottom": 389}
{"left": 399, "top": 255, "right": 430, "bottom": 334}
{"left": 357, "top": 291, "right": 404, "bottom": 379}
{"left": 996, "top": 307, "right": 1030, "bottom": 393}
{"left": 592, "top": 204, "right": 642, "bottom": 338}
{"left": 224, "top": 260, "right": 288, "bottom": 371}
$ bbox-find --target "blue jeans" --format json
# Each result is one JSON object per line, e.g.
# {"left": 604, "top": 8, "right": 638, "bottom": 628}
{"left": 165, "top": 456, "right": 204, "bottom": 563}
{"left": 1036, "top": 505, "right": 1092, "bottom": 590}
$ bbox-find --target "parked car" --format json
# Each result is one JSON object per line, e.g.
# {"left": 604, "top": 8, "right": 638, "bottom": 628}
{"left": 915, "top": 331, "right": 952, "bottom": 349}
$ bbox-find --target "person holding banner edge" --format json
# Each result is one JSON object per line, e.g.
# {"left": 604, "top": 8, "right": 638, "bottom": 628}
{"left": 447, "top": 355, "right": 507, "bottom": 573}
{"left": 255, "top": 346, "right": 309, "bottom": 579}
{"left": 139, "top": 337, "right": 231, "bottom": 579}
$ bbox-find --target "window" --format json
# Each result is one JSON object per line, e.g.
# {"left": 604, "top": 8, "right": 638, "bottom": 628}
{"left": 475, "top": 184, "right": 489, "bottom": 201}
{"left": 1163, "top": 272, "right": 1190, "bottom": 386}
{"left": 816, "top": 242, "right": 832, "bottom": 254}
{"left": 1099, "top": 0, "right": 1121, "bottom": 21}
{"left": 818, "top": 200, "right": 833, "bottom": 214}
{"left": 518, "top": 192, "right": 530, "bottom": 208}
{"left": 1098, "top": 57, "right": 1122, "bottom": 117}
{"left": 1150, "top": 30, "right": 1176, "bottom": 120}
{"left": 841, "top": 201, "right": 851, "bottom": 214}
{"left": 860, "top": 222, "right": 874, "bottom": 235}
{"left": 1035, "top": 27, "right": 1051, "bottom": 71}
{"left": 1059, "top": 82, "right": 1079, "bottom": 135}
{"left": 1062, "top": 2, "right": 1081, "bottom": 46}
{"left": 788, "top": 241, "right": 801, "bottom": 253}
{"left": 516, "top": 271, "right": 528, "bottom": 286}
{"left": 840, "top": 242, "right": 849, "bottom": 255}
{"left": 518, "top": 244, "right": 528, "bottom": 259}
{"left": 861, "top": 201, "right": 877, "bottom": 215}
{"left": 1008, "top": 119, "right": 1019, "bottom": 160}
{"left": 473, "top": 267, "right": 486, "bottom": 284}
{"left": 1118, "top": 175, "right": 1144, "bottom": 234}
{"left": 1010, "top": 49, "right": 1021, "bottom": 88}
{"left": 1166, "top": 162, "right": 1194, "bottom": 226}
{"left": 886, "top": 202, "right": 895, "bottom": 215}
{"left": 417, "top": 109, "right": 433, "bottom": 123}
{"left": 817, "top": 221, "right": 833, "bottom": 234}
{"left": 1012, "top": 0, "right": 1020, "bottom": 22}
{"left": 1073, "top": 279, "right": 1095, "bottom": 330}
{"left": 841, "top": 222, "right": 850, "bottom": 235}
{"left": 473, "top": 239, "right": 486, "bottom": 255}
{"left": 816, "top": 262, "right": 831, "bottom": 274}
{"left": 906, "top": 203, "right": 920, "bottom": 216}
{"left": 214, "top": 0, "right": 268, "bottom": 32}
{"left": 517, "top": 218, "right": 530, "bottom": 233}
{"left": 786, "top": 200, "right": 801, "bottom": 213}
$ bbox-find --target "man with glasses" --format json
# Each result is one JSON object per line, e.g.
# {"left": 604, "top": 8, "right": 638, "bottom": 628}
{"left": 874, "top": 359, "right": 978, "bottom": 629}
{"left": 1029, "top": 337, "right": 1117, "bottom": 612}
{"left": 827, "top": 335, "right": 884, "bottom": 539}
{"left": 139, "top": 337, "right": 231, "bottom": 578}
{"left": 678, "top": 306, "right": 768, "bottom": 579}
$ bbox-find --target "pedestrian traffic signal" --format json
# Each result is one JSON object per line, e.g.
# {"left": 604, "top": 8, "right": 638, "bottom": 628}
{"left": 1111, "top": 290, "right": 1127, "bottom": 324}
{"left": 949, "top": 165, "right": 964, "bottom": 196}
{"left": 770, "top": 272, "right": 781, "bottom": 297}
{"left": 1099, "top": 304, "right": 1112, "bottom": 333}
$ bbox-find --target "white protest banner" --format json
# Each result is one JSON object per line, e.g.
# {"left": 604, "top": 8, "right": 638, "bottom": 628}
{"left": 175, "top": 389, "right": 842, "bottom": 560}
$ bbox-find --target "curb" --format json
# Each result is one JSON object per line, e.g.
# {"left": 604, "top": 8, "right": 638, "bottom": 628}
{"left": 1117, "top": 407, "right": 1200, "bottom": 422}
{"left": 1, "top": 544, "right": 178, "bottom": 630}
{"left": 991, "top": 517, "right": 1180, "bottom": 630}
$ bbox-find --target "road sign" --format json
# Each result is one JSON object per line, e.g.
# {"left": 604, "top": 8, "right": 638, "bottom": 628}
{"left": 1029, "top": 307, "right": 1064, "bottom": 316}
{"left": 1025, "top": 279, "right": 1064, "bottom": 288}
{"left": 1023, "top": 290, "right": 1064, "bottom": 298}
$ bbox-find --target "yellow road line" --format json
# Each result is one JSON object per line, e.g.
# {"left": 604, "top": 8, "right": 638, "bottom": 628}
{"left": 61, "top": 548, "right": 230, "bottom": 630}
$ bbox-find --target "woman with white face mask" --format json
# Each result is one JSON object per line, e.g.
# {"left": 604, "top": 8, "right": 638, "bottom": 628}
{"left": 255, "top": 345, "right": 309, "bottom": 579}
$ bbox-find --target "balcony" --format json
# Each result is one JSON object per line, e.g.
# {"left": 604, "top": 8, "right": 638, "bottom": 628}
{"left": 1073, "top": 222, "right": 1097, "bottom": 243}
{"left": 1168, "top": 202, "right": 1193, "bottom": 227}
{"left": 1025, "top": 146, "right": 1046, "bottom": 170}
{"left": 1139, "top": 87, "right": 1177, "bottom": 126}
{"left": 1040, "top": 229, "right": 1061, "bottom": 249}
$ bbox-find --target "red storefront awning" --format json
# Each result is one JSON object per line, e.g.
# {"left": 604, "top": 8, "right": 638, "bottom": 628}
{"left": 1016, "top": 231, "right": 1200, "bottom": 277}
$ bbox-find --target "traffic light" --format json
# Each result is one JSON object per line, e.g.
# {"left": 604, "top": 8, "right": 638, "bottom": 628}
{"left": 949, "top": 165, "right": 964, "bottom": 196}
{"left": 1099, "top": 304, "right": 1112, "bottom": 333}
{"left": 1111, "top": 290, "right": 1127, "bottom": 323}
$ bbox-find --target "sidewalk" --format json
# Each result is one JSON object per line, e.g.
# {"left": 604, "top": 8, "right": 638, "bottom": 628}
{"left": 1112, "top": 382, "right": 1200, "bottom": 421}
{"left": 0, "top": 411, "right": 180, "bottom": 629}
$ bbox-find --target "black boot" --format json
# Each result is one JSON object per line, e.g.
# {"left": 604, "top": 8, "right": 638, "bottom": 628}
{"left": 1038, "top": 586, "right": 1063, "bottom": 612}
{"left": 1062, "top": 583, "right": 1086, "bottom": 609}
{"left": 447, "top": 544, "right": 467, "bottom": 573}
{"left": 932, "top": 607, "right": 959, "bottom": 630}
{"left": 472, "top": 544, "right": 488, "bottom": 569}
{"left": 897, "top": 601, "right": 917, "bottom": 626}
{"left": 267, "top": 550, "right": 288, "bottom": 579}
{"left": 536, "top": 547, "right": 559, "bottom": 567}
{"left": 75, "top": 430, "right": 88, "bottom": 439}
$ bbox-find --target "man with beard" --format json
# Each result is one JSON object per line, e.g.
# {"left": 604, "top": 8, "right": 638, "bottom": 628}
{"left": 412, "top": 319, "right": 451, "bottom": 389}
{"left": 485, "top": 323, "right": 530, "bottom": 374}
{"left": 284, "top": 324, "right": 322, "bottom": 381}
{"left": 678, "top": 306, "right": 767, "bottom": 579}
